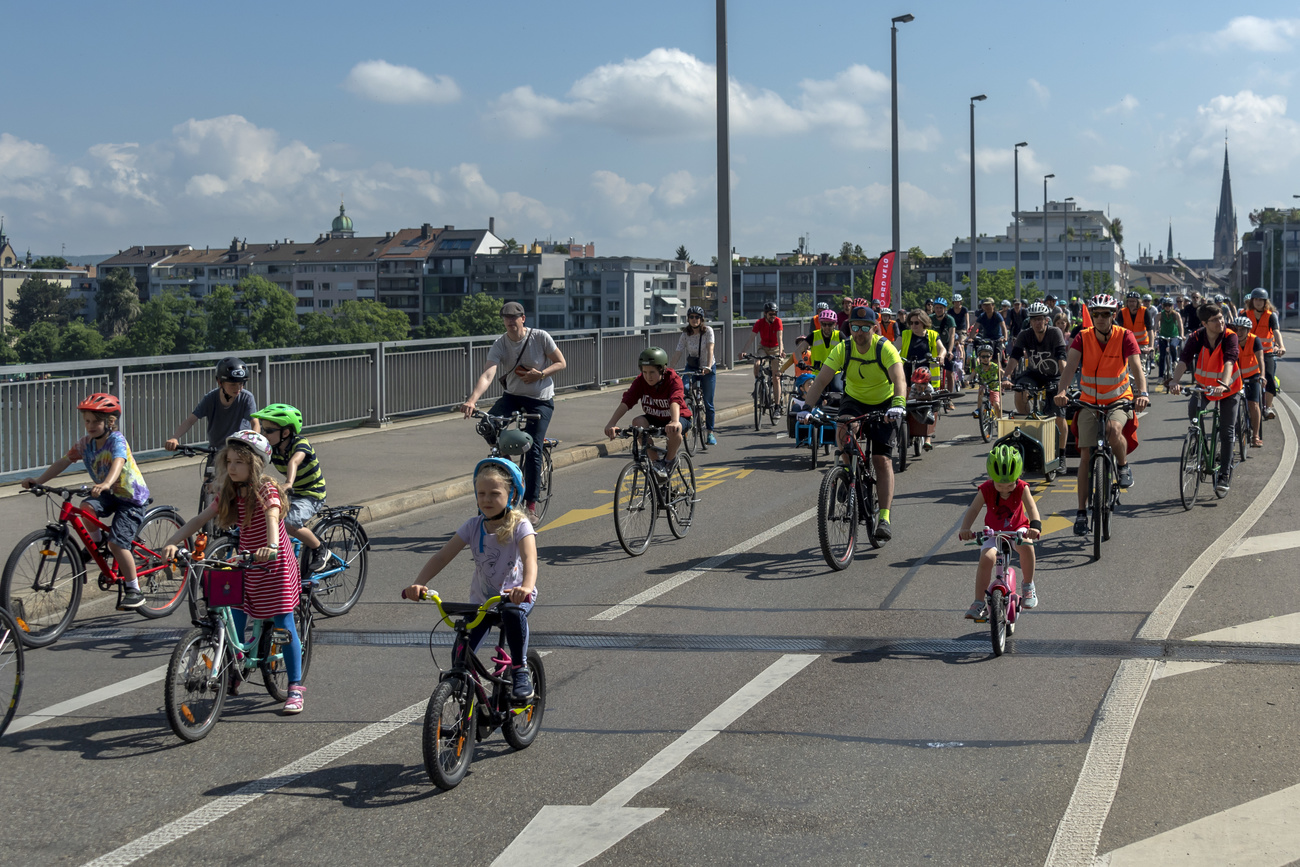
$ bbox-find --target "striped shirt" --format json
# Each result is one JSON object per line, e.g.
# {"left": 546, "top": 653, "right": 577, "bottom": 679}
{"left": 228, "top": 481, "right": 300, "bottom": 619}
{"left": 271, "top": 436, "right": 327, "bottom": 500}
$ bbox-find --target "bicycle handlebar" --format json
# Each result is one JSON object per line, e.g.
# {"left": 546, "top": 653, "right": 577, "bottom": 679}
{"left": 963, "top": 527, "right": 1036, "bottom": 546}
{"left": 22, "top": 483, "right": 90, "bottom": 498}
{"left": 614, "top": 424, "right": 668, "bottom": 439}
{"left": 472, "top": 409, "right": 541, "bottom": 426}
{"left": 407, "top": 590, "right": 506, "bottom": 631}
{"left": 172, "top": 547, "right": 255, "bottom": 569}
{"left": 175, "top": 444, "right": 216, "bottom": 457}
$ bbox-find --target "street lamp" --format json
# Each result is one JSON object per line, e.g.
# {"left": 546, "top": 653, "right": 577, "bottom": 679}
{"left": 715, "top": 0, "right": 733, "bottom": 362}
{"left": 1013, "top": 142, "right": 1027, "bottom": 302}
{"left": 1064, "top": 196, "right": 1075, "bottom": 301}
{"left": 1043, "top": 173, "right": 1054, "bottom": 299}
{"left": 890, "top": 13, "right": 914, "bottom": 313}
{"left": 969, "top": 94, "right": 986, "bottom": 304}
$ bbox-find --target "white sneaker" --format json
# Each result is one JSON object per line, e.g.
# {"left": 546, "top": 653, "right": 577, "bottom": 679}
{"left": 1022, "top": 582, "right": 1038, "bottom": 609}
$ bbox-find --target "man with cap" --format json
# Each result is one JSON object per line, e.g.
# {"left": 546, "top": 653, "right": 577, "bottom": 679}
{"left": 461, "top": 301, "right": 568, "bottom": 521}
{"left": 974, "top": 297, "right": 1009, "bottom": 353}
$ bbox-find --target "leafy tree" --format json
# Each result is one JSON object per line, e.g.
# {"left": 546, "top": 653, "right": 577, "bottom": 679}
{"left": 126, "top": 295, "right": 182, "bottom": 357}
{"left": 789, "top": 293, "right": 813, "bottom": 318}
{"left": 15, "top": 321, "right": 60, "bottom": 364}
{"left": 552, "top": 244, "right": 569, "bottom": 254}
{"left": 172, "top": 293, "right": 208, "bottom": 354}
{"left": 57, "top": 321, "right": 105, "bottom": 361}
{"left": 502, "top": 238, "right": 520, "bottom": 253}
{"left": 240, "top": 276, "right": 300, "bottom": 349}
{"left": 675, "top": 245, "right": 693, "bottom": 264}
{"left": 839, "top": 241, "right": 854, "bottom": 262}
{"left": 7, "top": 276, "right": 80, "bottom": 331}
{"left": 298, "top": 312, "right": 341, "bottom": 346}
{"left": 205, "top": 285, "right": 249, "bottom": 352}
{"left": 95, "top": 268, "right": 142, "bottom": 338}
{"left": 333, "top": 299, "right": 410, "bottom": 342}
{"left": 957, "top": 269, "right": 1044, "bottom": 308}
{"left": 415, "top": 292, "right": 503, "bottom": 338}
{"left": 104, "top": 335, "right": 135, "bottom": 358}
{"left": 906, "top": 245, "right": 926, "bottom": 262}
{"left": 0, "top": 324, "right": 18, "bottom": 364}
{"left": 31, "top": 255, "right": 70, "bottom": 270}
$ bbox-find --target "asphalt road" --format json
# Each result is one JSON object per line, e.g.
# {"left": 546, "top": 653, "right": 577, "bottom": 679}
{"left": 3, "top": 357, "right": 1299, "bottom": 867}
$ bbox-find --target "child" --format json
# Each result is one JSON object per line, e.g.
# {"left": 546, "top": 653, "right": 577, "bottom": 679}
{"left": 402, "top": 458, "right": 538, "bottom": 700}
{"left": 957, "top": 445, "right": 1042, "bottom": 620}
{"left": 164, "top": 356, "right": 259, "bottom": 455}
{"left": 22, "top": 394, "right": 150, "bottom": 610}
{"left": 250, "top": 404, "right": 328, "bottom": 574}
{"left": 603, "top": 346, "right": 692, "bottom": 476}
{"left": 779, "top": 336, "right": 815, "bottom": 400}
{"left": 971, "top": 342, "right": 1003, "bottom": 416}
{"left": 162, "top": 431, "right": 305, "bottom": 714}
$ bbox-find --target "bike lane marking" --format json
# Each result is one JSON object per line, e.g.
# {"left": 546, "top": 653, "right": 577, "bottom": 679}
{"left": 8, "top": 664, "right": 168, "bottom": 735}
{"left": 1226, "top": 529, "right": 1300, "bottom": 559}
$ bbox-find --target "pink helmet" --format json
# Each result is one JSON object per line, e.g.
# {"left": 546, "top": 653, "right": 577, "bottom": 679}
{"left": 1088, "top": 293, "right": 1119, "bottom": 310}
{"left": 225, "top": 429, "right": 271, "bottom": 461}
{"left": 818, "top": 309, "right": 837, "bottom": 323}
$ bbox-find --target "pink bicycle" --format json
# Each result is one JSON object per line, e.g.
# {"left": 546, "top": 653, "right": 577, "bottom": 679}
{"left": 967, "top": 528, "right": 1034, "bottom": 656}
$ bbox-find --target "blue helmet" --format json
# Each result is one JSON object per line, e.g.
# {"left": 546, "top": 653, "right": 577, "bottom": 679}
{"left": 473, "top": 457, "right": 525, "bottom": 510}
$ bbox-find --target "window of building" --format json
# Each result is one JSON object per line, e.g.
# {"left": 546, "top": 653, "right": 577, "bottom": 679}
{"left": 1020, "top": 251, "right": 1040, "bottom": 261}
{"left": 321, "top": 282, "right": 331, "bottom": 291}
{"left": 298, "top": 281, "right": 314, "bottom": 292}
{"left": 1000, "top": 252, "right": 1017, "bottom": 261}
{"left": 607, "top": 300, "right": 620, "bottom": 311}
{"left": 644, "top": 280, "right": 651, "bottom": 289}
{"left": 318, "top": 298, "right": 332, "bottom": 309}
{"left": 955, "top": 252, "right": 970, "bottom": 264}
{"left": 644, "top": 297, "right": 651, "bottom": 309}
{"left": 1021, "top": 271, "right": 1037, "bottom": 281}
{"left": 1048, "top": 270, "right": 1063, "bottom": 280}
{"left": 609, "top": 317, "right": 621, "bottom": 328}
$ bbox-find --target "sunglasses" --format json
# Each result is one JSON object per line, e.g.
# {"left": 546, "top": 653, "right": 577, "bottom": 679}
{"left": 1091, "top": 310, "right": 1115, "bottom": 318}
{"left": 849, "top": 323, "right": 872, "bottom": 332}
{"left": 261, "top": 426, "right": 281, "bottom": 434}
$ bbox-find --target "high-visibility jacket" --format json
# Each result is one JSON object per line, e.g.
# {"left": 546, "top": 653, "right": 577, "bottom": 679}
{"left": 1246, "top": 307, "right": 1277, "bottom": 354}
{"left": 1193, "top": 337, "right": 1243, "bottom": 400}
{"left": 1238, "top": 336, "right": 1262, "bottom": 380}
{"left": 1078, "top": 326, "right": 1134, "bottom": 406}
{"left": 1120, "top": 306, "right": 1151, "bottom": 347}
{"left": 809, "top": 328, "right": 842, "bottom": 370}
{"left": 899, "top": 328, "right": 943, "bottom": 388}
{"left": 879, "top": 320, "right": 899, "bottom": 342}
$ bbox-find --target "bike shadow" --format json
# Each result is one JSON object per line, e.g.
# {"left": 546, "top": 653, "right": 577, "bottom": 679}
{"left": 829, "top": 643, "right": 988, "bottom": 667}
{"left": 202, "top": 760, "right": 445, "bottom": 806}
{"left": 2, "top": 712, "right": 191, "bottom": 759}
{"left": 363, "top": 531, "right": 453, "bottom": 556}
{"left": 541, "top": 540, "right": 633, "bottom": 568}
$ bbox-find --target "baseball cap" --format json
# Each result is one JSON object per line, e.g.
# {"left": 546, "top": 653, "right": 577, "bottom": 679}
{"left": 501, "top": 301, "right": 525, "bottom": 316}
{"left": 849, "top": 306, "right": 878, "bottom": 323}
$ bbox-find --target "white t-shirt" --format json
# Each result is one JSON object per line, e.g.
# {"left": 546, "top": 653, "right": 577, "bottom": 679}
{"left": 674, "top": 327, "right": 715, "bottom": 370}
{"left": 486, "top": 328, "right": 560, "bottom": 400}
{"left": 455, "top": 515, "right": 538, "bottom": 604}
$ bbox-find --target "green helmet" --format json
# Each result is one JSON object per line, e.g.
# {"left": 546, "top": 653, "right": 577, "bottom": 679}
{"left": 638, "top": 346, "right": 669, "bottom": 369}
{"left": 986, "top": 444, "right": 1023, "bottom": 484}
{"left": 498, "top": 428, "right": 534, "bottom": 457}
{"left": 251, "top": 403, "right": 303, "bottom": 435}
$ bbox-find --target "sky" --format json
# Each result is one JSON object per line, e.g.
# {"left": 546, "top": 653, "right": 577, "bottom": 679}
{"left": 2, "top": 0, "right": 1299, "bottom": 264}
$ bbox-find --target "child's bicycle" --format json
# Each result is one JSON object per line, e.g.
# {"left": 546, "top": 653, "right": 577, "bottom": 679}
{"left": 411, "top": 590, "right": 546, "bottom": 790}
{"left": 471, "top": 410, "right": 557, "bottom": 524}
{"left": 965, "top": 528, "right": 1034, "bottom": 657}
{"left": 174, "top": 444, "right": 219, "bottom": 535}
{"left": 1, "top": 484, "right": 187, "bottom": 647}
{"left": 0, "top": 605, "right": 24, "bottom": 739}
{"left": 612, "top": 425, "right": 698, "bottom": 556}
{"left": 811, "top": 407, "right": 891, "bottom": 569}
{"left": 164, "top": 549, "right": 315, "bottom": 742}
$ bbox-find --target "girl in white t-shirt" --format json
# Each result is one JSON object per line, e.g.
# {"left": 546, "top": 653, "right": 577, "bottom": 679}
{"left": 670, "top": 306, "right": 717, "bottom": 444}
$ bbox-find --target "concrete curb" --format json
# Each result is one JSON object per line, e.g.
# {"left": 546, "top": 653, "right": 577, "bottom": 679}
{"left": 356, "top": 401, "right": 753, "bottom": 525}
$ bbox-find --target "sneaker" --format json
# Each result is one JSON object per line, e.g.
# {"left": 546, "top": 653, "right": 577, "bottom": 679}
{"left": 118, "top": 588, "right": 146, "bottom": 610}
{"left": 227, "top": 671, "right": 242, "bottom": 697}
{"left": 283, "top": 685, "right": 305, "bottom": 715}
{"left": 1023, "top": 582, "right": 1038, "bottom": 609}
{"left": 706, "top": 431, "right": 717, "bottom": 445}
{"left": 875, "top": 519, "right": 892, "bottom": 541}
{"left": 1073, "top": 511, "right": 1089, "bottom": 537}
{"left": 305, "top": 544, "right": 329, "bottom": 574}
{"left": 1117, "top": 464, "right": 1133, "bottom": 488}
{"left": 964, "top": 601, "right": 988, "bottom": 621}
{"left": 1214, "top": 475, "right": 1231, "bottom": 496}
{"left": 511, "top": 666, "right": 534, "bottom": 701}
{"left": 651, "top": 459, "right": 668, "bottom": 478}
{"left": 1265, "top": 407, "right": 1277, "bottom": 420}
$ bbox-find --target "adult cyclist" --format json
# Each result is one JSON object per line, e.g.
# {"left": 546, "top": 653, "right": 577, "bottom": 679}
{"left": 801, "top": 305, "right": 907, "bottom": 541}
{"left": 1244, "top": 287, "right": 1287, "bottom": 421}
{"left": 1005, "top": 302, "right": 1069, "bottom": 455}
{"left": 1165, "top": 304, "right": 1242, "bottom": 495}
{"left": 1119, "top": 290, "right": 1155, "bottom": 368}
{"left": 1155, "top": 296, "right": 1185, "bottom": 380}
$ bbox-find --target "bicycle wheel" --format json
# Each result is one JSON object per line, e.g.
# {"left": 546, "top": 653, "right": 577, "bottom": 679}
{"left": 752, "top": 381, "right": 762, "bottom": 431}
{"left": 261, "top": 604, "right": 313, "bottom": 702}
{"left": 532, "top": 448, "right": 554, "bottom": 526}
{"left": 808, "top": 422, "right": 820, "bottom": 470}
{"left": 988, "top": 589, "right": 1007, "bottom": 656}
{"left": 817, "top": 466, "right": 857, "bottom": 570}
{"left": 979, "top": 398, "right": 997, "bottom": 443}
{"left": 1236, "top": 409, "right": 1249, "bottom": 465}
{"left": 1092, "top": 454, "right": 1108, "bottom": 561}
{"left": 614, "top": 462, "right": 657, "bottom": 556}
{"left": 769, "top": 387, "right": 782, "bottom": 426}
{"left": 692, "top": 404, "right": 708, "bottom": 453}
{"left": 1178, "top": 432, "right": 1201, "bottom": 511}
{"left": 1, "top": 530, "right": 83, "bottom": 648}
{"left": 502, "top": 650, "right": 546, "bottom": 750}
{"left": 133, "top": 507, "right": 188, "bottom": 619}
{"left": 423, "top": 676, "right": 476, "bottom": 790}
{"left": 164, "top": 627, "right": 228, "bottom": 742}
{"left": 861, "top": 472, "right": 881, "bottom": 549}
{"left": 0, "top": 608, "right": 24, "bottom": 739}
{"left": 666, "top": 452, "right": 697, "bottom": 539}
{"left": 894, "top": 419, "right": 909, "bottom": 473}
{"left": 310, "top": 517, "right": 369, "bottom": 617}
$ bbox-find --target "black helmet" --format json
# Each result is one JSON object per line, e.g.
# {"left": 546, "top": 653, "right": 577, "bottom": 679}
{"left": 1250, "top": 288, "right": 1268, "bottom": 300}
{"left": 763, "top": 302, "right": 778, "bottom": 313}
{"left": 216, "top": 357, "right": 248, "bottom": 383}
{"left": 638, "top": 346, "right": 669, "bottom": 368}
{"left": 686, "top": 305, "right": 705, "bottom": 318}
{"left": 1125, "top": 290, "right": 1141, "bottom": 300}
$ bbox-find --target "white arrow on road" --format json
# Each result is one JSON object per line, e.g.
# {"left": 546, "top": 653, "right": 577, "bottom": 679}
{"left": 491, "top": 653, "right": 819, "bottom": 867}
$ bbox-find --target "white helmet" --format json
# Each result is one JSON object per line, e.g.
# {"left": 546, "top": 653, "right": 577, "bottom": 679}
{"left": 226, "top": 429, "right": 272, "bottom": 461}
{"left": 1088, "top": 293, "right": 1119, "bottom": 311}
{"left": 1026, "top": 302, "right": 1050, "bottom": 317}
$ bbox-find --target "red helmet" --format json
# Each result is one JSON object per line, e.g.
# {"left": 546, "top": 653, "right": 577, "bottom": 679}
{"left": 911, "top": 366, "right": 932, "bottom": 384}
{"left": 78, "top": 393, "right": 121, "bottom": 415}
{"left": 853, "top": 297, "right": 869, "bottom": 307}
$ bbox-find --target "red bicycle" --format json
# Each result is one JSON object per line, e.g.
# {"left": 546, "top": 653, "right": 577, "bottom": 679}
{"left": 0, "top": 484, "right": 187, "bottom": 648}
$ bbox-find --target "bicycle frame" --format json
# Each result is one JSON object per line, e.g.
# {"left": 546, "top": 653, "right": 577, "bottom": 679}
{"left": 39, "top": 488, "right": 173, "bottom": 587}
{"left": 423, "top": 592, "right": 530, "bottom": 718}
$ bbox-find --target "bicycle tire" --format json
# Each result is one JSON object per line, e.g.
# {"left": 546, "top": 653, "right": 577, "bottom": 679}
{"left": 531, "top": 448, "right": 554, "bottom": 526}
{"left": 423, "top": 676, "right": 476, "bottom": 790}
{"left": 989, "top": 589, "right": 1007, "bottom": 656}
{"left": 0, "top": 607, "right": 24, "bottom": 739}
{"left": 753, "top": 379, "right": 762, "bottom": 431}
{"left": 165, "top": 626, "right": 228, "bottom": 742}
{"left": 808, "top": 422, "right": 820, "bottom": 470}
{"left": 614, "top": 462, "right": 657, "bottom": 556}
{"left": 310, "top": 517, "right": 369, "bottom": 617}
{"left": 769, "top": 387, "right": 782, "bottom": 426}
{"left": 1178, "top": 432, "right": 1201, "bottom": 511}
{"left": 979, "top": 398, "right": 996, "bottom": 443}
{"left": 817, "top": 466, "right": 857, "bottom": 570}
{"left": 894, "top": 419, "right": 908, "bottom": 473}
{"left": 1236, "top": 409, "right": 1249, "bottom": 465}
{"left": 1, "top": 530, "right": 83, "bottom": 649}
{"left": 502, "top": 650, "right": 546, "bottom": 750}
{"left": 260, "top": 604, "right": 313, "bottom": 702}
{"left": 666, "top": 452, "right": 697, "bottom": 539}
{"left": 133, "top": 507, "right": 189, "bottom": 619}
{"left": 691, "top": 401, "right": 708, "bottom": 453}
{"left": 861, "top": 471, "right": 881, "bottom": 549}
{"left": 1092, "top": 453, "right": 1108, "bottom": 561}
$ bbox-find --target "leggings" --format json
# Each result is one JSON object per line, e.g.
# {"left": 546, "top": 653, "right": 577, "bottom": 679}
{"left": 231, "top": 608, "right": 303, "bottom": 684}
{"left": 1264, "top": 353, "right": 1278, "bottom": 396}
{"left": 465, "top": 599, "right": 534, "bottom": 665}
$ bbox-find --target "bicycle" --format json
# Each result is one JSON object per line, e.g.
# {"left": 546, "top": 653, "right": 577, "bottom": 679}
{"left": 174, "top": 444, "right": 219, "bottom": 535}
{"left": 740, "top": 353, "right": 780, "bottom": 430}
{"left": 412, "top": 590, "right": 545, "bottom": 790}
{"left": 164, "top": 549, "right": 314, "bottom": 742}
{"left": 680, "top": 369, "right": 710, "bottom": 455}
{"left": 612, "top": 425, "right": 698, "bottom": 556}
{"left": 975, "top": 384, "right": 1000, "bottom": 443}
{"left": 1000, "top": 383, "right": 1065, "bottom": 483}
{"left": 2, "top": 485, "right": 187, "bottom": 647}
{"left": 964, "top": 528, "right": 1034, "bottom": 657}
{"left": 471, "top": 410, "right": 556, "bottom": 525}
{"left": 1177, "top": 385, "right": 1239, "bottom": 510}
{"left": 813, "top": 408, "right": 891, "bottom": 570}
{"left": 1066, "top": 396, "right": 1135, "bottom": 561}
{"left": 0, "top": 606, "right": 24, "bottom": 739}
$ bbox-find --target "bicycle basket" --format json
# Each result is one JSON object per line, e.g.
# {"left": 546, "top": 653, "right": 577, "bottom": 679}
{"left": 201, "top": 568, "right": 245, "bottom": 608}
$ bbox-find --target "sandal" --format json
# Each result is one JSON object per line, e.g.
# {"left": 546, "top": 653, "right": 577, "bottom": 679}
{"left": 1251, "top": 438, "right": 1264, "bottom": 448}
{"left": 283, "top": 685, "right": 305, "bottom": 715}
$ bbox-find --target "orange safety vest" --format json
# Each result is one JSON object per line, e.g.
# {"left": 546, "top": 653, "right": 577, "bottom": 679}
{"left": 879, "top": 320, "right": 899, "bottom": 341}
{"left": 1120, "top": 306, "right": 1151, "bottom": 347}
{"left": 1193, "top": 336, "right": 1243, "bottom": 400}
{"left": 1238, "top": 336, "right": 1262, "bottom": 380}
{"left": 1246, "top": 307, "right": 1276, "bottom": 354}
{"left": 1078, "top": 326, "right": 1134, "bottom": 406}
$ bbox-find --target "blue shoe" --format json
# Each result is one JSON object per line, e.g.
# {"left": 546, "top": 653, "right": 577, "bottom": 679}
{"left": 706, "top": 431, "right": 717, "bottom": 445}
{"left": 512, "top": 666, "right": 534, "bottom": 701}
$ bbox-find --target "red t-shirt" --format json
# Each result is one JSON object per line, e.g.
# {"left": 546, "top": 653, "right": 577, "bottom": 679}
{"left": 979, "top": 479, "right": 1029, "bottom": 531}
{"left": 621, "top": 368, "right": 691, "bottom": 422}
{"left": 752, "top": 317, "right": 783, "bottom": 347}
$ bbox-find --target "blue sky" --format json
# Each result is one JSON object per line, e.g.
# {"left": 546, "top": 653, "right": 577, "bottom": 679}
{"left": 2, "top": 1, "right": 1298, "bottom": 263}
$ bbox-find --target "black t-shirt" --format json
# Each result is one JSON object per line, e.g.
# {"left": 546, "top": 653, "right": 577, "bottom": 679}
{"left": 974, "top": 310, "right": 1005, "bottom": 341}
{"left": 1009, "top": 326, "right": 1068, "bottom": 378}
{"left": 950, "top": 305, "right": 969, "bottom": 333}
{"left": 934, "top": 313, "right": 956, "bottom": 350}
{"left": 1006, "top": 309, "right": 1027, "bottom": 336}
{"left": 1180, "top": 304, "right": 1201, "bottom": 333}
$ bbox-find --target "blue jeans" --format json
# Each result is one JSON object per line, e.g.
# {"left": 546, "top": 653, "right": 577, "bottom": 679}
{"left": 231, "top": 608, "right": 303, "bottom": 684}
{"left": 684, "top": 367, "right": 716, "bottom": 430}
{"left": 466, "top": 599, "right": 535, "bottom": 663}
{"left": 488, "top": 393, "right": 554, "bottom": 504}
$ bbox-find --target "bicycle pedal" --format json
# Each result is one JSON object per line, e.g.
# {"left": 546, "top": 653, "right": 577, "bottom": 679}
{"left": 270, "top": 628, "right": 293, "bottom": 644}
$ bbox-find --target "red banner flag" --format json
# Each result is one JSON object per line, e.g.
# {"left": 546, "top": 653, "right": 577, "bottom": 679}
{"left": 872, "top": 251, "right": 896, "bottom": 309}
{"left": 1081, "top": 304, "right": 1093, "bottom": 329}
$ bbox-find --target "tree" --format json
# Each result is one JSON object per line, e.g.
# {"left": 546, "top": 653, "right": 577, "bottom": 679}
{"left": 15, "top": 321, "right": 60, "bottom": 364}
{"left": 790, "top": 293, "right": 813, "bottom": 318}
{"left": 906, "top": 245, "right": 926, "bottom": 262}
{"left": 7, "top": 276, "right": 80, "bottom": 331}
{"left": 552, "top": 244, "right": 569, "bottom": 255}
{"left": 298, "top": 312, "right": 341, "bottom": 346}
{"left": 502, "top": 238, "right": 520, "bottom": 253}
{"left": 57, "top": 321, "right": 105, "bottom": 361}
{"left": 415, "top": 292, "right": 504, "bottom": 338}
{"left": 675, "top": 245, "right": 693, "bottom": 264}
{"left": 126, "top": 294, "right": 183, "bottom": 357}
{"left": 31, "top": 255, "right": 70, "bottom": 270}
{"left": 205, "top": 285, "right": 249, "bottom": 352}
{"left": 330, "top": 299, "right": 410, "bottom": 343}
{"left": 240, "top": 276, "right": 300, "bottom": 349}
{"left": 839, "top": 241, "right": 854, "bottom": 263}
{"left": 957, "top": 269, "right": 1043, "bottom": 307}
{"left": 95, "top": 268, "right": 141, "bottom": 338}
{"left": 0, "top": 324, "right": 18, "bottom": 364}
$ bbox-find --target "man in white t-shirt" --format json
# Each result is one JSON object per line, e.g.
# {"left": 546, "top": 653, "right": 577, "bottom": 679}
{"left": 461, "top": 302, "right": 567, "bottom": 517}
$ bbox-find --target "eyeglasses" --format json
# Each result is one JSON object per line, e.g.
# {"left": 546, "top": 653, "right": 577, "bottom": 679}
{"left": 262, "top": 426, "right": 281, "bottom": 434}
{"left": 908, "top": 320, "right": 924, "bottom": 326}
{"left": 502, "top": 314, "right": 522, "bottom": 321}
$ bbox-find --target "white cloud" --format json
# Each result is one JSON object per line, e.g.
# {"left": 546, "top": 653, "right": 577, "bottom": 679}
{"left": 1104, "top": 95, "right": 1140, "bottom": 114}
{"left": 1090, "top": 164, "right": 1133, "bottom": 189}
{"left": 173, "top": 116, "right": 320, "bottom": 194}
{"left": 1029, "top": 79, "right": 1050, "bottom": 105}
{"left": 342, "top": 60, "right": 461, "bottom": 105}
{"left": 1212, "top": 17, "right": 1300, "bottom": 52}
{"left": 803, "top": 181, "right": 944, "bottom": 221}
{"left": 1188, "top": 90, "right": 1300, "bottom": 173}
{"left": 971, "top": 145, "right": 1046, "bottom": 176}
{"left": 0, "top": 133, "right": 55, "bottom": 178}
{"left": 655, "top": 170, "right": 700, "bottom": 207}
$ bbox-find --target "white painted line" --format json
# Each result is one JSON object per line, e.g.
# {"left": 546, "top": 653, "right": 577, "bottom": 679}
{"left": 8, "top": 665, "right": 168, "bottom": 735}
{"left": 590, "top": 508, "right": 816, "bottom": 621}
{"left": 1097, "top": 782, "right": 1300, "bottom": 866}
{"left": 1186, "top": 612, "right": 1300, "bottom": 645}
{"left": 1227, "top": 530, "right": 1300, "bottom": 559}
{"left": 1150, "top": 660, "right": 1221, "bottom": 681}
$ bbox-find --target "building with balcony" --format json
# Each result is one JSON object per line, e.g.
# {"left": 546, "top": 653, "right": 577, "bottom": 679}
{"left": 424, "top": 224, "right": 504, "bottom": 319}
{"left": 565, "top": 257, "right": 687, "bottom": 329}
{"left": 471, "top": 251, "right": 568, "bottom": 329}
{"left": 98, "top": 244, "right": 194, "bottom": 301}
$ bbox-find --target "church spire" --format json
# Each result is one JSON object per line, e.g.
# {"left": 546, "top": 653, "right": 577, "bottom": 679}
{"left": 1167, "top": 221, "right": 1173, "bottom": 261}
{"left": 1213, "top": 139, "right": 1237, "bottom": 268}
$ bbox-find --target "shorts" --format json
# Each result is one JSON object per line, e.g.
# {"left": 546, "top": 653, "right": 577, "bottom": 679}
{"left": 83, "top": 495, "right": 146, "bottom": 547}
{"left": 285, "top": 494, "right": 325, "bottom": 529}
{"left": 643, "top": 415, "right": 691, "bottom": 435}
{"left": 1012, "top": 372, "right": 1065, "bottom": 417}
{"left": 755, "top": 346, "right": 783, "bottom": 359}
{"left": 1242, "top": 376, "right": 1262, "bottom": 403}
{"left": 836, "top": 395, "right": 896, "bottom": 458}
{"left": 1076, "top": 403, "right": 1133, "bottom": 448}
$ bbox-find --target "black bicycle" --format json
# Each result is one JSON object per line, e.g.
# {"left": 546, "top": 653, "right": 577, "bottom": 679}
{"left": 472, "top": 410, "right": 556, "bottom": 525}
{"left": 814, "top": 409, "right": 892, "bottom": 569}
{"left": 680, "top": 369, "right": 709, "bottom": 454}
{"left": 175, "top": 444, "right": 219, "bottom": 535}
{"left": 1066, "top": 396, "right": 1135, "bottom": 561}
{"left": 612, "top": 426, "right": 698, "bottom": 556}
{"left": 741, "top": 354, "right": 781, "bottom": 430}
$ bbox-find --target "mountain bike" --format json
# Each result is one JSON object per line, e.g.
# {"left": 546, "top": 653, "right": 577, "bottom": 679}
{"left": 680, "top": 369, "right": 709, "bottom": 454}
{"left": 1066, "top": 397, "right": 1135, "bottom": 561}
{"left": 964, "top": 528, "right": 1034, "bottom": 656}
{"left": 612, "top": 425, "right": 698, "bottom": 556}
{"left": 471, "top": 409, "right": 557, "bottom": 524}
{"left": 164, "top": 549, "right": 314, "bottom": 742}
{"left": 2, "top": 485, "right": 187, "bottom": 647}
{"left": 813, "top": 408, "right": 891, "bottom": 570}
{"left": 1177, "top": 386, "right": 1238, "bottom": 510}
{"left": 741, "top": 353, "right": 780, "bottom": 430}
{"left": 0, "top": 606, "right": 24, "bottom": 739}
{"left": 412, "top": 590, "right": 545, "bottom": 790}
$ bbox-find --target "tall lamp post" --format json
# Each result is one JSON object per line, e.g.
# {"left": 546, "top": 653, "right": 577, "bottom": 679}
{"left": 1064, "top": 196, "right": 1075, "bottom": 301}
{"left": 1013, "top": 141, "right": 1027, "bottom": 302}
{"left": 1287, "top": 194, "right": 1299, "bottom": 319}
{"left": 890, "top": 13, "right": 914, "bottom": 313}
{"left": 715, "top": 0, "right": 733, "bottom": 363}
{"left": 969, "top": 94, "right": 986, "bottom": 303}
{"left": 1043, "top": 174, "right": 1054, "bottom": 298}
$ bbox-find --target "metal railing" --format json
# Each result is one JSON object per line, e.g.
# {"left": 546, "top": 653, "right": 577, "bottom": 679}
{"left": 0, "top": 318, "right": 816, "bottom": 477}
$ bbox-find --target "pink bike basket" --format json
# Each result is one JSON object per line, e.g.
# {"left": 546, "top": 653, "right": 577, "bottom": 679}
{"left": 201, "top": 568, "right": 245, "bottom": 608}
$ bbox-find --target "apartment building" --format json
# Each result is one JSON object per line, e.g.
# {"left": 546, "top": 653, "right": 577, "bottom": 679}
{"left": 565, "top": 257, "right": 688, "bottom": 329}
{"left": 424, "top": 225, "right": 505, "bottom": 318}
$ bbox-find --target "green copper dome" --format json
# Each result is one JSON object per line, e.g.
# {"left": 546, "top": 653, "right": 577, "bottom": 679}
{"left": 332, "top": 204, "right": 353, "bottom": 233}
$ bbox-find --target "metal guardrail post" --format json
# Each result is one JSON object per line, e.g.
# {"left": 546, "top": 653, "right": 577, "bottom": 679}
{"left": 466, "top": 338, "right": 474, "bottom": 402}
{"left": 366, "top": 342, "right": 384, "bottom": 427}
{"left": 115, "top": 362, "right": 126, "bottom": 429}
{"left": 595, "top": 328, "right": 604, "bottom": 388}
{"left": 262, "top": 351, "right": 273, "bottom": 403}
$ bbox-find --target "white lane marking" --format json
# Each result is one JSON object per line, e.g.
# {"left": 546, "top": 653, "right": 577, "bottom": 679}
{"left": 1150, "top": 660, "right": 1221, "bottom": 681}
{"left": 1097, "top": 782, "right": 1300, "bottom": 866}
{"left": 590, "top": 508, "right": 816, "bottom": 621}
{"left": 1046, "top": 397, "right": 1297, "bottom": 867}
{"left": 1227, "top": 530, "right": 1300, "bottom": 559}
{"left": 1186, "top": 612, "right": 1300, "bottom": 645}
{"left": 491, "top": 654, "right": 818, "bottom": 867}
{"left": 8, "top": 665, "right": 168, "bottom": 735}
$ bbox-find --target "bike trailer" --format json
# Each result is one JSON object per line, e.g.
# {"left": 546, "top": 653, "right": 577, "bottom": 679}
{"left": 994, "top": 418, "right": 1056, "bottom": 473}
